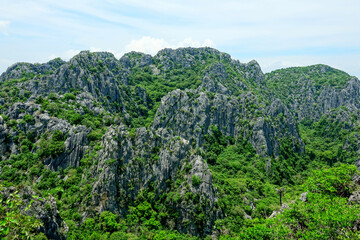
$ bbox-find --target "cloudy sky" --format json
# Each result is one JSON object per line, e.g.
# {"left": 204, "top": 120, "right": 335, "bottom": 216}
{"left": 0, "top": 0, "right": 359, "bottom": 77}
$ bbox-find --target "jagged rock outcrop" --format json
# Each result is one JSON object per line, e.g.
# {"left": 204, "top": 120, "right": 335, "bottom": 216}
{"left": 152, "top": 88, "right": 303, "bottom": 157}
{"left": 0, "top": 58, "right": 65, "bottom": 82}
{"left": 300, "top": 192, "right": 308, "bottom": 202}
{"left": 348, "top": 191, "right": 360, "bottom": 205}
{"left": 120, "top": 52, "right": 153, "bottom": 69}
{"left": 90, "top": 125, "right": 220, "bottom": 235}
{"left": 3, "top": 102, "right": 91, "bottom": 170}
{"left": 1, "top": 51, "right": 137, "bottom": 114}
{"left": 291, "top": 78, "right": 360, "bottom": 121}
{"left": 154, "top": 47, "right": 232, "bottom": 71}
{"left": 45, "top": 125, "right": 90, "bottom": 171}
{"left": 243, "top": 60, "right": 265, "bottom": 85}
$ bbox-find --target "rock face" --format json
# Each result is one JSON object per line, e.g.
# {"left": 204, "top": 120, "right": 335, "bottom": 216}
{"left": 45, "top": 125, "right": 90, "bottom": 171}
{"left": 2, "top": 102, "right": 91, "bottom": 171}
{"left": 152, "top": 89, "right": 303, "bottom": 158}
{"left": 287, "top": 78, "right": 360, "bottom": 121}
{"left": 300, "top": 192, "right": 308, "bottom": 202}
{"left": 348, "top": 191, "right": 360, "bottom": 205}
{"left": 90, "top": 125, "right": 220, "bottom": 235}
{"left": 0, "top": 58, "right": 65, "bottom": 82}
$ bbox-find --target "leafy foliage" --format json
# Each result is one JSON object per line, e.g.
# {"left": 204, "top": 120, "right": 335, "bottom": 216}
{"left": 235, "top": 164, "right": 360, "bottom": 239}
{"left": 0, "top": 186, "right": 43, "bottom": 239}
{"left": 38, "top": 130, "right": 66, "bottom": 159}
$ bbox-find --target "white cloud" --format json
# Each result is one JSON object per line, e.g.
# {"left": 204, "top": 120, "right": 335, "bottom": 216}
{"left": 125, "top": 37, "right": 168, "bottom": 55}
{"left": 124, "top": 36, "right": 214, "bottom": 55}
{"left": 0, "top": 20, "right": 10, "bottom": 35}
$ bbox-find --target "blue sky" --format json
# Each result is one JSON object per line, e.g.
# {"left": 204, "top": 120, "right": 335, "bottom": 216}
{"left": 0, "top": 0, "right": 359, "bottom": 77}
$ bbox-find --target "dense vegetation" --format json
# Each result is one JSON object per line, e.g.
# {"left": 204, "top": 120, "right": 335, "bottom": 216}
{"left": 1, "top": 48, "right": 360, "bottom": 239}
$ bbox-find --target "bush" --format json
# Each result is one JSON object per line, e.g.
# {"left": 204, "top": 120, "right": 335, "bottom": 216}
{"left": 100, "top": 211, "right": 119, "bottom": 232}
{"left": 63, "top": 93, "right": 76, "bottom": 101}
{"left": 87, "top": 129, "right": 103, "bottom": 142}
{"left": 35, "top": 96, "right": 44, "bottom": 104}
{"left": 39, "top": 130, "right": 65, "bottom": 158}
{"left": 110, "top": 231, "right": 127, "bottom": 240}
{"left": 68, "top": 113, "right": 83, "bottom": 125}
{"left": 48, "top": 93, "right": 58, "bottom": 100}
{"left": 23, "top": 114, "right": 35, "bottom": 124}
{"left": 192, "top": 175, "right": 202, "bottom": 187}
{"left": 0, "top": 187, "right": 43, "bottom": 239}
{"left": 47, "top": 102, "right": 60, "bottom": 115}
{"left": 306, "top": 164, "right": 358, "bottom": 197}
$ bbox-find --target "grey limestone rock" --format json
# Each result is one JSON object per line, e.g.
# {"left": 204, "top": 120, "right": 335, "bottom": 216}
{"left": 45, "top": 125, "right": 90, "bottom": 170}
{"left": 120, "top": 52, "right": 152, "bottom": 69}
{"left": 3, "top": 101, "right": 91, "bottom": 171}
{"left": 0, "top": 116, "right": 7, "bottom": 157}
{"left": 243, "top": 60, "right": 265, "bottom": 85}
{"left": 274, "top": 75, "right": 360, "bottom": 121}
{"left": 300, "top": 192, "right": 308, "bottom": 202}
{"left": 152, "top": 88, "right": 304, "bottom": 158}
{"left": 268, "top": 203, "right": 289, "bottom": 219}
{"left": 89, "top": 125, "right": 220, "bottom": 236}
{"left": 154, "top": 47, "right": 232, "bottom": 71}
{"left": 348, "top": 191, "right": 360, "bottom": 205}
{"left": 201, "top": 63, "right": 230, "bottom": 94}
{"left": 3, "top": 47, "right": 360, "bottom": 237}
{"left": 0, "top": 58, "right": 65, "bottom": 82}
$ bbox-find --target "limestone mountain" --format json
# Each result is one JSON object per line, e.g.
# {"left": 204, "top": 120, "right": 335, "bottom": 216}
{"left": 0, "top": 47, "right": 360, "bottom": 239}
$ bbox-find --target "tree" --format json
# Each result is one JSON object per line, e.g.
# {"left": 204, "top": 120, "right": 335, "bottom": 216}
{"left": 275, "top": 187, "right": 286, "bottom": 206}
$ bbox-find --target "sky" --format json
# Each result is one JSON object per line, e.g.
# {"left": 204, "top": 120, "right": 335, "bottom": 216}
{"left": 0, "top": 0, "right": 359, "bottom": 77}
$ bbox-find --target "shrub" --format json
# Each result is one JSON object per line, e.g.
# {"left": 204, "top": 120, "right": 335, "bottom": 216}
{"left": 23, "top": 114, "right": 35, "bottom": 124}
{"left": 192, "top": 175, "right": 202, "bottom": 187}
{"left": 100, "top": 211, "right": 119, "bottom": 232}
{"left": 39, "top": 130, "right": 65, "bottom": 158}
{"left": 48, "top": 93, "right": 57, "bottom": 100}
{"left": 47, "top": 102, "right": 60, "bottom": 115}
{"left": 64, "top": 93, "right": 76, "bottom": 101}
{"left": 87, "top": 129, "right": 103, "bottom": 142}
{"left": 306, "top": 164, "right": 358, "bottom": 197}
